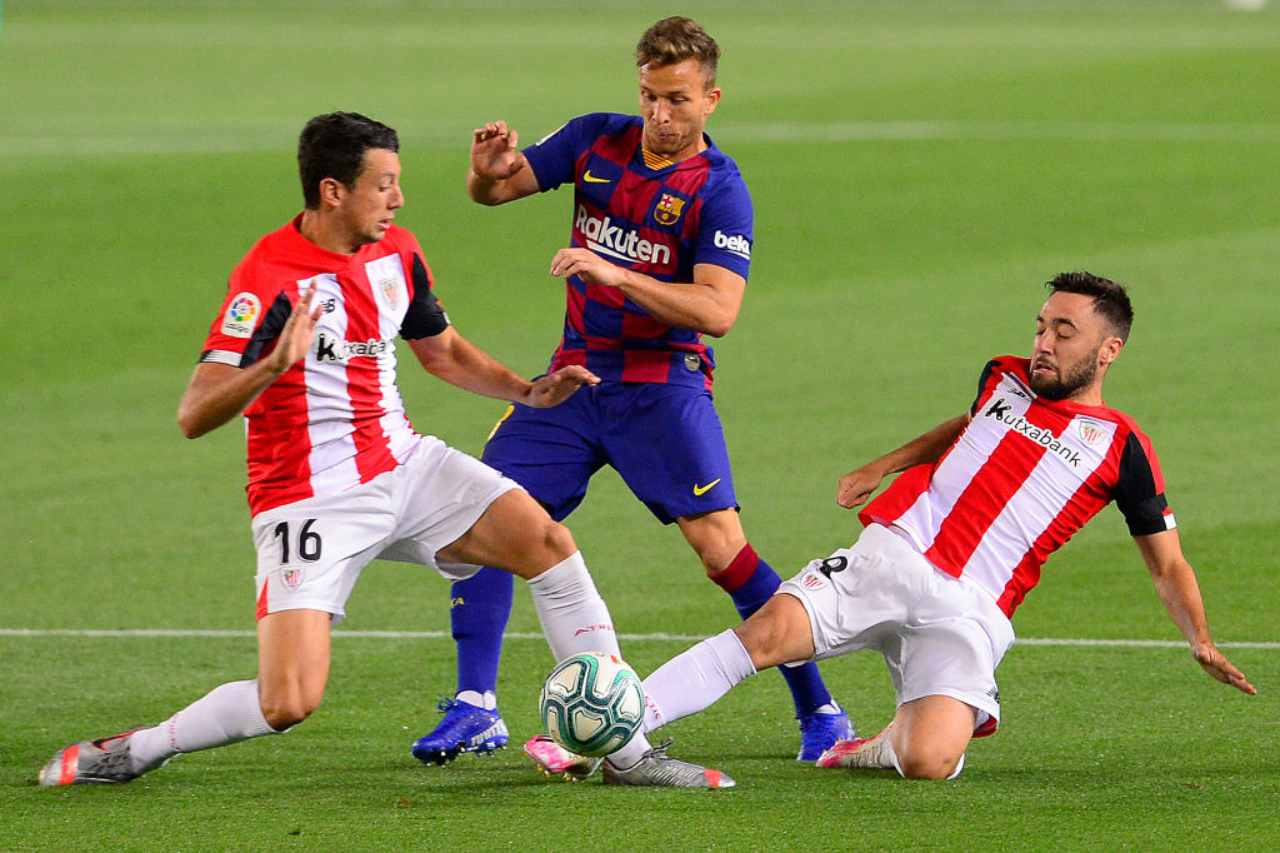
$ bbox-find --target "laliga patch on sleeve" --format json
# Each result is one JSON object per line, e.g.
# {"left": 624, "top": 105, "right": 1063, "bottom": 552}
{"left": 221, "top": 292, "right": 261, "bottom": 338}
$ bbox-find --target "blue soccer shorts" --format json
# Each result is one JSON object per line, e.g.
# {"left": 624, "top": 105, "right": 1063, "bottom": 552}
{"left": 481, "top": 382, "right": 738, "bottom": 524}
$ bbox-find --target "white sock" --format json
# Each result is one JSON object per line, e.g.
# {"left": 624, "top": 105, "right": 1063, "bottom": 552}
{"left": 128, "top": 679, "right": 277, "bottom": 774}
{"left": 456, "top": 689, "right": 496, "bottom": 710}
{"left": 527, "top": 552, "right": 621, "bottom": 659}
{"left": 527, "top": 552, "right": 653, "bottom": 763}
{"left": 639, "top": 629, "right": 757, "bottom": 734}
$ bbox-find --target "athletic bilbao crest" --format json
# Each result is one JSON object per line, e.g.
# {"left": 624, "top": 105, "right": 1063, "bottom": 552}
{"left": 282, "top": 568, "right": 304, "bottom": 591}
{"left": 379, "top": 277, "right": 400, "bottom": 309}
{"left": 654, "top": 192, "right": 686, "bottom": 226}
{"left": 1077, "top": 419, "right": 1107, "bottom": 448}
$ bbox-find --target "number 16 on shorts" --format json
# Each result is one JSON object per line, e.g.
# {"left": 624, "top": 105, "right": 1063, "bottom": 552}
{"left": 272, "top": 518, "right": 324, "bottom": 566}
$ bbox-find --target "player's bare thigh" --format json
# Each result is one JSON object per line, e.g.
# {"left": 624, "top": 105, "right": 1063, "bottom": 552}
{"left": 256, "top": 608, "right": 331, "bottom": 731}
{"left": 731, "top": 592, "right": 817, "bottom": 670}
{"left": 889, "top": 695, "right": 975, "bottom": 780}
{"left": 677, "top": 508, "right": 747, "bottom": 574}
{"left": 436, "top": 489, "right": 575, "bottom": 579}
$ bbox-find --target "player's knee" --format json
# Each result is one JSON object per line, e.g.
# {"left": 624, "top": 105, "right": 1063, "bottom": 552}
{"left": 732, "top": 612, "right": 787, "bottom": 670}
{"left": 896, "top": 749, "right": 962, "bottom": 781}
{"left": 540, "top": 520, "right": 577, "bottom": 561}
{"left": 259, "top": 687, "right": 323, "bottom": 731}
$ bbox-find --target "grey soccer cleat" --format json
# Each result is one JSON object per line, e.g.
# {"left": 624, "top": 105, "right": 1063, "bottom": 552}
{"left": 38, "top": 730, "right": 147, "bottom": 787}
{"left": 602, "top": 739, "right": 735, "bottom": 789}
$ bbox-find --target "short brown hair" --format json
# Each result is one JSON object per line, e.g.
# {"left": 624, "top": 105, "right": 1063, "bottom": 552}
{"left": 635, "top": 16, "right": 720, "bottom": 87}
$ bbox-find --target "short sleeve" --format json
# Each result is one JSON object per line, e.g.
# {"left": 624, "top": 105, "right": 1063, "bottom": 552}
{"left": 693, "top": 174, "right": 753, "bottom": 280}
{"left": 522, "top": 113, "right": 610, "bottom": 193}
{"left": 199, "top": 261, "right": 292, "bottom": 368}
{"left": 399, "top": 237, "right": 450, "bottom": 340}
{"left": 1113, "top": 431, "right": 1177, "bottom": 536}
{"left": 970, "top": 360, "right": 1001, "bottom": 416}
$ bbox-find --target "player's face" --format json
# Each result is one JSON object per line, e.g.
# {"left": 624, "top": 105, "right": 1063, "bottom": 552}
{"left": 338, "top": 147, "right": 404, "bottom": 247}
{"left": 638, "top": 59, "right": 721, "bottom": 160}
{"left": 1030, "top": 292, "right": 1121, "bottom": 401}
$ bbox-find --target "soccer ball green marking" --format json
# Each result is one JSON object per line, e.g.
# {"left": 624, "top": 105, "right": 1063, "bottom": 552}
{"left": 539, "top": 652, "right": 645, "bottom": 757}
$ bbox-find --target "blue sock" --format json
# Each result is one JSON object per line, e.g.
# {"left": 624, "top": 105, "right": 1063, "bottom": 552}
{"left": 714, "top": 544, "right": 833, "bottom": 717}
{"left": 450, "top": 566, "right": 514, "bottom": 700}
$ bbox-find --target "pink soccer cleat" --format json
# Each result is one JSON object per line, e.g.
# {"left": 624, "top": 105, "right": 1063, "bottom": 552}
{"left": 522, "top": 735, "right": 602, "bottom": 782}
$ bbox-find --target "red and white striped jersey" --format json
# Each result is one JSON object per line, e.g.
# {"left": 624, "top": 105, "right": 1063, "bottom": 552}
{"left": 200, "top": 215, "right": 450, "bottom": 516}
{"left": 859, "top": 356, "right": 1175, "bottom": 618}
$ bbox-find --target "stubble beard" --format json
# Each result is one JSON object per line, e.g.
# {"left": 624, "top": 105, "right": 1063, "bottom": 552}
{"left": 1029, "top": 353, "right": 1099, "bottom": 401}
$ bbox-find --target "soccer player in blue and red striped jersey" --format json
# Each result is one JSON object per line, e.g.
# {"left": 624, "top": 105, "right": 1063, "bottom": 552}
{"left": 411, "top": 17, "right": 851, "bottom": 776}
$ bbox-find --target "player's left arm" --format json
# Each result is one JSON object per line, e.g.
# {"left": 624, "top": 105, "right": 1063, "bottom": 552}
{"left": 1133, "top": 530, "right": 1256, "bottom": 695}
{"left": 548, "top": 251, "right": 743, "bottom": 337}
{"left": 408, "top": 329, "right": 599, "bottom": 408}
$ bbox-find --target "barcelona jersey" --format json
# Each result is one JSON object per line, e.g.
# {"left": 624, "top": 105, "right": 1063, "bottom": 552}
{"left": 522, "top": 112, "right": 754, "bottom": 390}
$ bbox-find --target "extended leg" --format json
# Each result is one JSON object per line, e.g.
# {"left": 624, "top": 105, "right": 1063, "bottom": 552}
{"left": 679, "top": 510, "right": 850, "bottom": 758}
{"left": 39, "top": 609, "right": 330, "bottom": 786}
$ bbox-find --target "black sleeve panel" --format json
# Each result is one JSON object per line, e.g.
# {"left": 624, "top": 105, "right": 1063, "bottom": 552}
{"left": 1114, "top": 431, "right": 1171, "bottom": 536}
{"left": 400, "top": 253, "right": 450, "bottom": 340}
{"left": 237, "top": 291, "right": 294, "bottom": 367}
{"left": 970, "top": 360, "right": 1000, "bottom": 416}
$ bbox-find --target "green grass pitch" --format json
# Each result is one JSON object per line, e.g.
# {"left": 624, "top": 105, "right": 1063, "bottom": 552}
{"left": 2, "top": 1, "right": 1278, "bottom": 849}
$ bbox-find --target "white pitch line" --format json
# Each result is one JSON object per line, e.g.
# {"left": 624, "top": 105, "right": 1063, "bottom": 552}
{"left": 0, "top": 628, "right": 1275, "bottom": 649}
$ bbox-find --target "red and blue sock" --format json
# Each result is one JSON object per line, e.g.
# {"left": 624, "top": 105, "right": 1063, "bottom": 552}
{"left": 449, "top": 566, "right": 514, "bottom": 700}
{"left": 712, "top": 543, "right": 833, "bottom": 717}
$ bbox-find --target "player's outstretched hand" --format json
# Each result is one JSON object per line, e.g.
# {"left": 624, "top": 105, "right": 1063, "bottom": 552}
{"left": 266, "top": 287, "right": 324, "bottom": 376}
{"left": 837, "top": 464, "right": 886, "bottom": 509}
{"left": 550, "top": 248, "right": 629, "bottom": 288}
{"left": 524, "top": 366, "right": 601, "bottom": 409}
{"left": 1193, "top": 641, "right": 1257, "bottom": 695}
{"left": 472, "top": 121, "right": 524, "bottom": 180}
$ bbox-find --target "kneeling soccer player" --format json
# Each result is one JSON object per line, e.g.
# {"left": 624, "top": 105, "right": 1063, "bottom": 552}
{"left": 629, "top": 272, "right": 1255, "bottom": 780}
{"left": 38, "top": 112, "right": 729, "bottom": 790}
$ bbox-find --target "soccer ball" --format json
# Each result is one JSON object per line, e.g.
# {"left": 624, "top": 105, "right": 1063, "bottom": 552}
{"left": 539, "top": 652, "right": 645, "bottom": 757}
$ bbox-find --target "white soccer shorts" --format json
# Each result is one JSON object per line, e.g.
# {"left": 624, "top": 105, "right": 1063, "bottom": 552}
{"left": 249, "top": 435, "right": 520, "bottom": 624}
{"left": 778, "top": 523, "right": 1015, "bottom": 733}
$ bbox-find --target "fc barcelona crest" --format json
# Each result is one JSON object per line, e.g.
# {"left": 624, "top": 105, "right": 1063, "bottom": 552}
{"left": 654, "top": 192, "right": 686, "bottom": 226}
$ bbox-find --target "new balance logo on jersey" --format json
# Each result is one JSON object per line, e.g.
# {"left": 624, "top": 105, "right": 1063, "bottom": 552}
{"left": 984, "top": 397, "right": 1083, "bottom": 467}
{"left": 575, "top": 205, "right": 672, "bottom": 266}
{"left": 713, "top": 230, "right": 751, "bottom": 260}
{"left": 315, "top": 331, "right": 392, "bottom": 363}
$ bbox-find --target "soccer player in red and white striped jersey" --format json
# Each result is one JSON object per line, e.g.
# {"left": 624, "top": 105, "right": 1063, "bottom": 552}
{"left": 38, "top": 112, "right": 731, "bottom": 789}
{"left": 632, "top": 272, "right": 1255, "bottom": 781}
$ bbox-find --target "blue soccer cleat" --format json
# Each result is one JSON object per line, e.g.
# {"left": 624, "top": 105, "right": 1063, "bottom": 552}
{"left": 797, "top": 704, "right": 854, "bottom": 763}
{"left": 412, "top": 697, "right": 509, "bottom": 766}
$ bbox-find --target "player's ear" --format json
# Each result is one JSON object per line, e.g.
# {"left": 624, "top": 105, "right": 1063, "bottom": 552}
{"left": 1098, "top": 335, "right": 1124, "bottom": 367}
{"left": 703, "top": 85, "right": 722, "bottom": 117}
{"left": 318, "top": 176, "right": 345, "bottom": 209}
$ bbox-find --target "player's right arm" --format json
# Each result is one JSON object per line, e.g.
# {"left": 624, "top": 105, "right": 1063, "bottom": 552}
{"left": 467, "top": 121, "right": 541, "bottom": 205}
{"left": 177, "top": 289, "right": 322, "bottom": 439}
{"left": 836, "top": 415, "right": 970, "bottom": 509}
